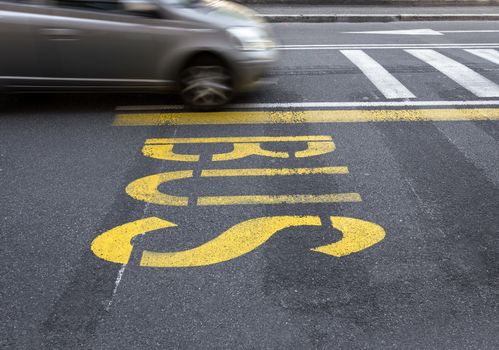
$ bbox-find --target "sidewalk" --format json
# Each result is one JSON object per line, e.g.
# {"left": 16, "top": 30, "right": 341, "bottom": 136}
{"left": 250, "top": 5, "right": 499, "bottom": 22}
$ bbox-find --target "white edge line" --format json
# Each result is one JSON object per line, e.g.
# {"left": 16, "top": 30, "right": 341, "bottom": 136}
{"left": 441, "top": 30, "right": 499, "bottom": 33}
{"left": 260, "top": 14, "right": 499, "bottom": 17}
{"left": 116, "top": 100, "right": 499, "bottom": 111}
{"left": 104, "top": 201, "right": 153, "bottom": 312}
{"left": 278, "top": 45, "right": 499, "bottom": 50}
{"left": 105, "top": 263, "right": 126, "bottom": 312}
{"left": 279, "top": 43, "right": 499, "bottom": 47}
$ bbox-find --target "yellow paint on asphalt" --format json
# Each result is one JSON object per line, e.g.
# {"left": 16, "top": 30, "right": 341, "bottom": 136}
{"left": 91, "top": 215, "right": 384, "bottom": 267}
{"left": 312, "top": 216, "right": 385, "bottom": 257}
{"left": 200, "top": 166, "right": 349, "bottom": 177}
{"left": 140, "top": 216, "right": 322, "bottom": 267}
{"left": 126, "top": 170, "right": 192, "bottom": 206}
{"left": 114, "top": 108, "right": 499, "bottom": 126}
{"left": 142, "top": 136, "right": 335, "bottom": 162}
{"left": 211, "top": 142, "right": 289, "bottom": 161}
{"left": 125, "top": 167, "right": 353, "bottom": 206}
{"left": 295, "top": 141, "right": 335, "bottom": 158}
{"left": 197, "top": 193, "right": 362, "bottom": 206}
{"left": 145, "top": 136, "right": 333, "bottom": 143}
{"left": 143, "top": 144, "right": 200, "bottom": 162}
{"left": 91, "top": 217, "right": 177, "bottom": 264}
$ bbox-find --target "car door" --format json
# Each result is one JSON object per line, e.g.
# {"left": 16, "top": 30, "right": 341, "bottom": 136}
{"left": 40, "top": 0, "right": 167, "bottom": 89}
{"left": 0, "top": 0, "right": 49, "bottom": 88}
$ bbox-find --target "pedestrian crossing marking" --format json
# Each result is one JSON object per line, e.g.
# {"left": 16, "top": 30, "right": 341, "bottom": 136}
{"left": 465, "top": 49, "right": 499, "bottom": 66}
{"left": 406, "top": 49, "right": 499, "bottom": 98}
{"left": 341, "top": 50, "right": 416, "bottom": 99}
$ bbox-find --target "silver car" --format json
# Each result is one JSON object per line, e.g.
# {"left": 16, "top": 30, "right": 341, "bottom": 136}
{"left": 0, "top": 0, "right": 277, "bottom": 107}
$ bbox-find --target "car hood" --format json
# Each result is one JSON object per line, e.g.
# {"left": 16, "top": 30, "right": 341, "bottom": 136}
{"left": 201, "top": 0, "right": 261, "bottom": 24}
{"left": 168, "top": 0, "right": 263, "bottom": 28}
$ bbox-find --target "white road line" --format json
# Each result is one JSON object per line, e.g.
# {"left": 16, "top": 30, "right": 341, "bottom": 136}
{"left": 104, "top": 199, "right": 156, "bottom": 312}
{"left": 278, "top": 43, "right": 499, "bottom": 50}
{"left": 441, "top": 30, "right": 499, "bottom": 33}
{"left": 105, "top": 264, "right": 126, "bottom": 312}
{"left": 116, "top": 100, "right": 499, "bottom": 111}
{"left": 465, "top": 49, "right": 499, "bottom": 65}
{"left": 406, "top": 49, "right": 499, "bottom": 98}
{"left": 344, "top": 29, "right": 444, "bottom": 35}
{"left": 344, "top": 29, "right": 499, "bottom": 35}
{"left": 282, "top": 43, "right": 499, "bottom": 47}
{"left": 340, "top": 50, "right": 415, "bottom": 99}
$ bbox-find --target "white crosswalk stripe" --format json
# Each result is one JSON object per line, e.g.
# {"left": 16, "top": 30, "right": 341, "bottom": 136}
{"left": 340, "top": 50, "right": 416, "bottom": 99}
{"left": 465, "top": 49, "right": 499, "bottom": 66}
{"left": 406, "top": 49, "right": 499, "bottom": 98}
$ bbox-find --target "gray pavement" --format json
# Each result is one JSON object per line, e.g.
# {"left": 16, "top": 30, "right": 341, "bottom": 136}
{"left": 2, "top": 20, "right": 499, "bottom": 350}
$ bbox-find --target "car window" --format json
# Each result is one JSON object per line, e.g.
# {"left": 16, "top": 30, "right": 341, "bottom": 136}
{"left": 52, "top": 0, "right": 162, "bottom": 18}
{"left": 0, "top": 0, "right": 38, "bottom": 4}
{"left": 53, "top": 0, "right": 124, "bottom": 12}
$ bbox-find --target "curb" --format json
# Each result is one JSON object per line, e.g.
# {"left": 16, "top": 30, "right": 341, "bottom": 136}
{"left": 259, "top": 14, "right": 499, "bottom": 22}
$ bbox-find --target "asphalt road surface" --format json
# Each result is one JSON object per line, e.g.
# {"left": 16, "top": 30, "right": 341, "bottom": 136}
{"left": 2, "top": 20, "right": 499, "bottom": 350}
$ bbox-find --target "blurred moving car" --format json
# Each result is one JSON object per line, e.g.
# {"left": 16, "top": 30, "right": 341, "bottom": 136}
{"left": 0, "top": 0, "right": 277, "bottom": 107}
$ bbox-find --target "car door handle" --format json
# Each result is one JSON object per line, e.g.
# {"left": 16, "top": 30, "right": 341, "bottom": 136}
{"left": 41, "top": 28, "right": 81, "bottom": 40}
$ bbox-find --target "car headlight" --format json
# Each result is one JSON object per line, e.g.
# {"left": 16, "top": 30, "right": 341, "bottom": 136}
{"left": 227, "top": 27, "right": 274, "bottom": 51}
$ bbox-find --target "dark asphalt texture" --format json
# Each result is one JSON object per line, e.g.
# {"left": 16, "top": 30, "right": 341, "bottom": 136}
{"left": 1, "top": 21, "right": 499, "bottom": 350}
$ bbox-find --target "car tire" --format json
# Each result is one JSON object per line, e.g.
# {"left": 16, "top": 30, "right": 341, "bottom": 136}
{"left": 179, "top": 55, "right": 233, "bottom": 109}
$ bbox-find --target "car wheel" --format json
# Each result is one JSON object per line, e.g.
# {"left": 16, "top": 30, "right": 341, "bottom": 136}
{"left": 179, "top": 57, "right": 233, "bottom": 109}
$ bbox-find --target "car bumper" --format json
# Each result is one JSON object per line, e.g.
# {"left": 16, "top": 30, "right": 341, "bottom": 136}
{"left": 233, "top": 49, "right": 278, "bottom": 91}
